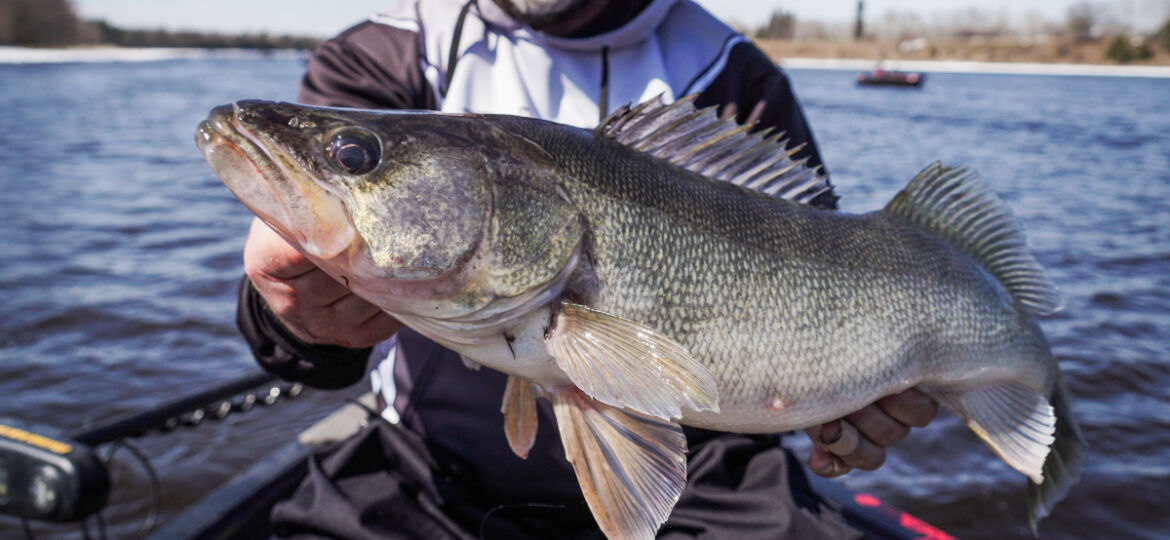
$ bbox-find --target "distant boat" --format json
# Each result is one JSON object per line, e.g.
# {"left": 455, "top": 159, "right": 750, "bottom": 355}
{"left": 856, "top": 69, "right": 925, "bottom": 87}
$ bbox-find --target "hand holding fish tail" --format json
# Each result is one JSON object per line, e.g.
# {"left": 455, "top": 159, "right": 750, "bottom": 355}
{"left": 243, "top": 218, "right": 402, "bottom": 348}
{"left": 804, "top": 389, "right": 939, "bottom": 478}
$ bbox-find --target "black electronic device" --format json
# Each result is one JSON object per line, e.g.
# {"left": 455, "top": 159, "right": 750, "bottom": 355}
{"left": 0, "top": 419, "right": 110, "bottom": 522}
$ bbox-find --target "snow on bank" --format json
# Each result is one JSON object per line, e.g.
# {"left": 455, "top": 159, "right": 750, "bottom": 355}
{"left": 780, "top": 57, "right": 1170, "bottom": 79}
{"left": 5, "top": 46, "right": 1168, "bottom": 78}
{"left": 0, "top": 46, "right": 304, "bottom": 65}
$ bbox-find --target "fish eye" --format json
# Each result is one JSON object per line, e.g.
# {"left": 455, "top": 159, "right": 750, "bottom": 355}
{"left": 326, "top": 129, "right": 380, "bottom": 175}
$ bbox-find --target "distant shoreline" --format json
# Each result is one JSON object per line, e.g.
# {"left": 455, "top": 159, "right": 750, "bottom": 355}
{"left": 779, "top": 57, "right": 1170, "bottom": 78}
{"left": 4, "top": 45, "right": 1170, "bottom": 78}
{"left": 0, "top": 46, "right": 305, "bottom": 65}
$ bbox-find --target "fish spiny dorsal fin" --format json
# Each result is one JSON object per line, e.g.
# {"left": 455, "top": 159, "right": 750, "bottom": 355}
{"left": 597, "top": 95, "right": 833, "bottom": 206}
{"left": 884, "top": 163, "right": 1063, "bottom": 315}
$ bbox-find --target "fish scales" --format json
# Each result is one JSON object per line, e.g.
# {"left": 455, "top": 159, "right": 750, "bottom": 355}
{"left": 197, "top": 97, "right": 1086, "bottom": 540}
{"left": 512, "top": 121, "right": 1041, "bottom": 432}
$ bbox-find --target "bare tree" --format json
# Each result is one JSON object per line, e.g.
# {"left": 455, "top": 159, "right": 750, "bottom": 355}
{"left": 1067, "top": 2, "right": 1101, "bottom": 42}
{"left": 0, "top": 0, "right": 83, "bottom": 45}
{"left": 854, "top": 0, "right": 865, "bottom": 40}
{"left": 756, "top": 10, "right": 796, "bottom": 40}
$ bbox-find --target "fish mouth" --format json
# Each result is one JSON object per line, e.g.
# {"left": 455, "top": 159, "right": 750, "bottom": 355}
{"left": 196, "top": 103, "right": 356, "bottom": 259}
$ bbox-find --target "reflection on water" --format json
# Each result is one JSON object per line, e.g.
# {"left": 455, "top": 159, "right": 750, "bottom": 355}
{"left": 1, "top": 57, "right": 1168, "bottom": 538}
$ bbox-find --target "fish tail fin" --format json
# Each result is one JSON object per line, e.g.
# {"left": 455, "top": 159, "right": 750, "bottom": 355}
{"left": 1027, "top": 373, "right": 1088, "bottom": 534}
{"left": 883, "top": 163, "right": 1063, "bottom": 315}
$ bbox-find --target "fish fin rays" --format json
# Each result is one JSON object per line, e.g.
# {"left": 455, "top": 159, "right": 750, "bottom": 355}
{"left": 883, "top": 163, "right": 1062, "bottom": 315}
{"left": 546, "top": 301, "right": 719, "bottom": 420}
{"left": 597, "top": 95, "right": 834, "bottom": 206}
{"left": 933, "top": 381, "right": 1056, "bottom": 485}
{"left": 1027, "top": 374, "right": 1088, "bottom": 533}
{"left": 501, "top": 376, "right": 539, "bottom": 460}
{"left": 550, "top": 388, "right": 686, "bottom": 540}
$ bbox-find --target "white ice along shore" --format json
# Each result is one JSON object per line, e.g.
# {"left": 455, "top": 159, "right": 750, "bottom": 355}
{"left": 5, "top": 46, "right": 1168, "bottom": 79}
{"left": 780, "top": 57, "right": 1170, "bottom": 79}
{"left": 0, "top": 46, "right": 305, "bottom": 64}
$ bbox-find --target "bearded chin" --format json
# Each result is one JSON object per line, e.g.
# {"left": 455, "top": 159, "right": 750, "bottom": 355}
{"left": 492, "top": 0, "right": 588, "bottom": 27}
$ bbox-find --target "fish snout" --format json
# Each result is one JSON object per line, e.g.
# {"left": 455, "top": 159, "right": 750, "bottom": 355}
{"left": 195, "top": 104, "right": 242, "bottom": 148}
{"left": 232, "top": 100, "right": 298, "bottom": 132}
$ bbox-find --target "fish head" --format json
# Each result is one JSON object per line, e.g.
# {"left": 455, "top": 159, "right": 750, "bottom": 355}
{"left": 196, "top": 100, "right": 574, "bottom": 318}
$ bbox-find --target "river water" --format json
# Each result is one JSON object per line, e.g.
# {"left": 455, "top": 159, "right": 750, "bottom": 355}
{"left": 0, "top": 54, "right": 1167, "bottom": 539}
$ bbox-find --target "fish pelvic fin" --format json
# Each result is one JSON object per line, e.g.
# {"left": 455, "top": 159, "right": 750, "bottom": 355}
{"left": 501, "top": 375, "right": 538, "bottom": 460}
{"left": 550, "top": 387, "right": 686, "bottom": 540}
{"left": 596, "top": 95, "right": 835, "bottom": 208}
{"left": 1027, "top": 373, "right": 1088, "bottom": 534}
{"left": 930, "top": 380, "right": 1055, "bottom": 485}
{"left": 883, "top": 163, "right": 1063, "bottom": 315}
{"left": 546, "top": 301, "right": 719, "bottom": 420}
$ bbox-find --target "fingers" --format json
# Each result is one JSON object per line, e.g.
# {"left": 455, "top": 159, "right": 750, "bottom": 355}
{"left": 312, "top": 293, "right": 403, "bottom": 348}
{"left": 876, "top": 389, "right": 938, "bottom": 428}
{"left": 243, "top": 218, "right": 402, "bottom": 347}
{"left": 244, "top": 218, "right": 318, "bottom": 280}
{"left": 807, "top": 418, "right": 888, "bottom": 473}
{"left": 846, "top": 403, "right": 910, "bottom": 448}
{"left": 805, "top": 390, "right": 940, "bottom": 478}
{"left": 807, "top": 445, "right": 851, "bottom": 478}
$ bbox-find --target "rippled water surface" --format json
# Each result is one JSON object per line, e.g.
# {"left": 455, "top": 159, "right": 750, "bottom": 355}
{"left": 1, "top": 56, "right": 1167, "bottom": 539}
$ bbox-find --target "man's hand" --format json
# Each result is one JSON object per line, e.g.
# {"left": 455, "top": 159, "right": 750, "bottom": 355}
{"left": 243, "top": 218, "right": 402, "bottom": 348}
{"left": 804, "top": 389, "right": 938, "bottom": 477}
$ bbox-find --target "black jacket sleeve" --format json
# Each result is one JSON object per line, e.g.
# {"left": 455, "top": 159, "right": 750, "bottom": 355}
{"left": 298, "top": 21, "right": 437, "bottom": 110}
{"left": 237, "top": 21, "right": 438, "bottom": 389}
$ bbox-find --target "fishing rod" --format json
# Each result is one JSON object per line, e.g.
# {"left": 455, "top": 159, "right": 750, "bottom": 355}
{"left": 0, "top": 369, "right": 304, "bottom": 538}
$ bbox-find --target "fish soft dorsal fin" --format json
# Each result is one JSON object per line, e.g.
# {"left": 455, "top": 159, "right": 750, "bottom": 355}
{"left": 883, "top": 163, "right": 1063, "bottom": 315}
{"left": 597, "top": 95, "right": 833, "bottom": 206}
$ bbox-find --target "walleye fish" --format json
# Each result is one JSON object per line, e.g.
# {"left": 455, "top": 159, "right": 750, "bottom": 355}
{"left": 196, "top": 96, "right": 1086, "bottom": 539}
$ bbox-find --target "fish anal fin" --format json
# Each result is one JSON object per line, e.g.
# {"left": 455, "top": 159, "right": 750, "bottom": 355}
{"left": 501, "top": 375, "right": 538, "bottom": 459}
{"left": 546, "top": 301, "right": 719, "bottom": 420}
{"left": 932, "top": 381, "right": 1056, "bottom": 484}
{"left": 551, "top": 388, "right": 686, "bottom": 540}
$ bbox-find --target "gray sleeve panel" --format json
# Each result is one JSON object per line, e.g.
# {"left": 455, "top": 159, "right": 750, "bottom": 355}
{"left": 298, "top": 21, "right": 438, "bottom": 111}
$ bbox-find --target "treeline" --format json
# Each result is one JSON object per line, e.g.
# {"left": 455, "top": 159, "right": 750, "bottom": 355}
{"left": 88, "top": 20, "right": 320, "bottom": 50}
{"left": 748, "top": 2, "right": 1170, "bottom": 64}
{"left": 0, "top": 0, "right": 320, "bottom": 49}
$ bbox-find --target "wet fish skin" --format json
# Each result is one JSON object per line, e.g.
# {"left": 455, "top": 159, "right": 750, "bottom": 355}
{"left": 197, "top": 98, "right": 1085, "bottom": 539}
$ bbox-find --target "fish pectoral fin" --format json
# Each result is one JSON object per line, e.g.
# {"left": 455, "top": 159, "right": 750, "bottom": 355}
{"left": 933, "top": 381, "right": 1056, "bottom": 484}
{"left": 551, "top": 388, "right": 686, "bottom": 540}
{"left": 546, "top": 301, "right": 719, "bottom": 420}
{"left": 501, "top": 376, "right": 538, "bottom": 459}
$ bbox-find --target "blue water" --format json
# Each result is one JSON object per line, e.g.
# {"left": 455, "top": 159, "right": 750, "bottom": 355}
{"left": 1, "top": 57, "right": 1168, "bottom": 539}
{"left": 786, "top": 68, "right": 1170, "bottom": 539}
